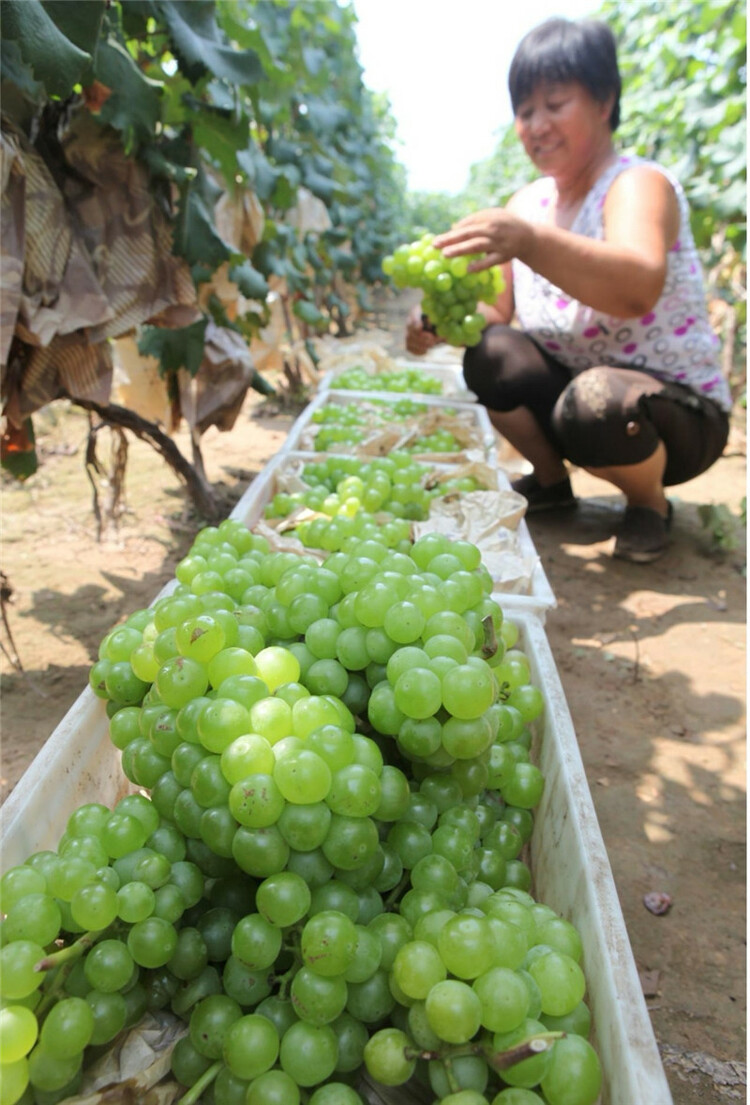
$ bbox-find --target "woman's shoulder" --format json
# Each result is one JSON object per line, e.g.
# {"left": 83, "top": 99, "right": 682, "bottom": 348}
{"left": 507, "top": 175, "right": 552, "bottom": 217}
{"left": 606, "top": 155, "right": 686, "bottom": 201}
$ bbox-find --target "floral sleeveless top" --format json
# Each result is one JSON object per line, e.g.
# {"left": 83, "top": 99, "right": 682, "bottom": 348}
{"left": 511, "top": 155, "right": 732, "bottom": 412}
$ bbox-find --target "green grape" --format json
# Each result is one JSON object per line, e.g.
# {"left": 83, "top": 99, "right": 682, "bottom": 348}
{"left": 231, "top": 913, "right": 282, "bottom": 970}
{"left": 274, "top": 750, "right": 332, "bottom": 804}
{"left": 127, "top": 916, "right": 178, "bottom": 968}
{"left": 0, "top": 942, "right": 47, "bottom": 1000}
{"left": 229, "top": 773, "right": 285, "bottom": 828}
{"left": 246, "top": 1069, "right": 301, "bottom": 1105}
{"left": 279, "top": 1021, "right": 339, "bottom": 1086}
{"left": 168, "top": 928, "right": 209, "bottom": 981}
{"left": 308, "top": 1083, "right": 363, "bottom": 1105}
{"left": 331, "top": 1010, "right": 369, "bottom": 1073}
{"left": 491, "top": 1091, "right": 544, "bottom": 1104}
{"left": 326, "top": 764, "right": 381, "bottom": 818}
{"left": 85, "top": 990, "right": 128, "bottom": 1046}
{"left": 222, "top": 1013, "right": 279, "bottom": 1081}
{"left": 472, "top": 967, "right": 530, "bottom": 1033}
{"left": 291, "top": 966, "right": 348, "bottom": 1025}
{"left": 2, "top": 893, "right": 61, "bottom": 946}
{"left": 301, "top": 910, "right": 358, "bottom": 977}
{"left": 0, "top": 1055, "right": 30, "bottom": 1104}
{"left": 346, "top": 969, "right": 396, "bottom": 1023}
{"left": 256, "top": 871, "right": 311, "bottom": 927}
{"left": 39, "top": 998, "right": 94, "bottom": 1058}
{"left": 363, "top": 1027, "right": 416, "bottom": 1086}
{"left": 425, "top": 978, "right": 482, "bottom": 1044}
{"left": 70, "top": 882, "right": 118, "bottom": 931}
{"left": 527, "top": 951, "right": 586, "bottom": 1017}
{"left": 27, "top": 1042, "right": 82, "bottom": 1092}
{"left": 429, "top": 1054, "right": 489, "bottom": 1097}
{"left": 322, "top": 814, "right": 379, "bottom": 871}
{"left": 392, "top": 940, "right": 447, "bottom": 1000}
{"left": 222, "top": 956, "right": 273, "bottom": 1008}
{"left": 221, "top": 733, "right": 275, "bottom": 784}
{"left": 540, "top": 1001, "right": 591, "bottom": 1039}
{"left": 189, "top": 993, "right": 243, "bottom": 1059}
{"left": 0, "top": 1006, "right": 38, "bottom": 1064}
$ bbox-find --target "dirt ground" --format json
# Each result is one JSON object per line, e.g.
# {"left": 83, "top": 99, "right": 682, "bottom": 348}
{"left": 0, "top": 293, "right": 746, "bottom": 1104}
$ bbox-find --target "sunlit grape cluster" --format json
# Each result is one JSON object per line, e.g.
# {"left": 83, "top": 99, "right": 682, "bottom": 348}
{"left": 0, "top": 514, "right": 602, "bottom": 1105}
{"left": 382, "top": 233, "right": 506, "bottom": 347}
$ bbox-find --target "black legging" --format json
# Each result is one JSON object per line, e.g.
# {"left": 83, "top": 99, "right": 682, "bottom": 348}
{"left": 463, "top": 325, "right": 729, "bottom": 486}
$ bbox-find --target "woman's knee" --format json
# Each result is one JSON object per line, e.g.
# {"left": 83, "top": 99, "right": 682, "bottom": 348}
{"left": 462, "top": 325, "right": 544, "bottom": 410}
{"left": 552, "top": 368, "right": 658, "bottom": 468}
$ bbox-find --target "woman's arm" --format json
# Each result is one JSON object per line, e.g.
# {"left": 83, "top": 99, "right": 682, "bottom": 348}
{"left": 434, "top": 167, "right": 680, "bottom": 319}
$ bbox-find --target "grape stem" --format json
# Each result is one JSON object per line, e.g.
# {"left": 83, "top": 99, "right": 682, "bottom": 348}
{"left": 481, "top": 614, "right": 499, "bottom": 660}
{"left": 176, "top": 1060, "right": 222, "bottom": 1104}
{"left": 484, "top": 1031, "right": 565, "bottom": 1071}
{"left": 384, "top": 871, "right": 410, "bottom": 910}
{"left": 35, "top": 927, "right": 111, "bottom": 973}
{"left": 406, "top": 1032, "right": 566, "bottom": 1071}
{"left": 273, "top": 955, "right": 302, "bottom": 1000}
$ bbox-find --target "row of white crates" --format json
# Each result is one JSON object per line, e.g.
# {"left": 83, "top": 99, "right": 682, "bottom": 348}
{"left": 0, "top": 613, "right": 673, "bottom": 1105}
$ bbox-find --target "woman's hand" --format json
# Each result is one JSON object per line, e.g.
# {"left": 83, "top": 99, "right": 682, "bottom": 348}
{"left": 433, "top": 209, "right": 532, "bottom": 272}
{"left": 405, "top": 304, "right": 444, "bottom": 356}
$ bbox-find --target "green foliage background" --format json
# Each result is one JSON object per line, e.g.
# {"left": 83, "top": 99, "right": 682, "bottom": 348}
{"left": 1, "top": 0, "right": 411, "bottom": 386}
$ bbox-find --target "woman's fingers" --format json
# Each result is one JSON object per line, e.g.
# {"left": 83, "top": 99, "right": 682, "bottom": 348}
{"left": 438, "top": 234, "right": 492, "bottom": 257}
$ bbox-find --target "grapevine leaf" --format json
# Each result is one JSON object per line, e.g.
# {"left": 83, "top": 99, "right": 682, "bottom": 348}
{"left": 0, "top": 40, "right": 45, "bottom": 104}
{"left": 303, "top": 167, "right": 337, "bottom": 204}
{"left": 236, "top": 142, "right": 279, "bottom": 202}
{"left": 189, "top": 106, "right": 250, "bottom": 186}
{"left": 302, "top": 46, "right": 327, "bottom": 76}
{"left": 94, "top": 37, "right": 164, "bottom": 148}
{"left": 175, "top": 189, "right": 233, "bottom": 269}
{"left": 303, "top": 98, "right": 349, "bottom": 134}
{"left": 119, "top": 0, "right": 158, "bottom": 38}
{"left": 229, "top": 262, "right": 270, "bottom": 302}
{"left": 293, "top": 299, "right": 324, "bottom": 325}
{"left": 41, "top": 1, "right": 105, "bottom": 56}
{"left": 138, "top": 318, "right": 208, "bottom": 377}
{"left": 158, "top": 0, "right": 264, "bottom": 87}
{"left": 0, "top": 0, "right": 94, "bottom": 97}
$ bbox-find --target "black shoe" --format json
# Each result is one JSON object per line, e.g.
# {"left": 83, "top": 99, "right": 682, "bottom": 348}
{"left": 511, "top": 473, "right": 577, "bottom": 515}
{"left": 613, "top": 503, "right": 673, "bottom": 563}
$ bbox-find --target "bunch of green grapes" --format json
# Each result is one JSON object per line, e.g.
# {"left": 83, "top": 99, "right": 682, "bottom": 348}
{"left": 0, "top": 793, "right": 205, "bottom": 1104}
{"left": 263, "top": 454, "right": 486, "bottom": 536}
{"left": 310, "top": 399, "right": 432, "bottom": 454}
{"left": 4, "top": 514, "right": 602, "bottom": 1105}
{"left": 382, "top": 233, "right": 506, "bottom": 347}
{"left": 404, "top": 429, "right": 463, "bottom": 454}
{"left": 331, "top": 365, "right": 443, "bottom": 394}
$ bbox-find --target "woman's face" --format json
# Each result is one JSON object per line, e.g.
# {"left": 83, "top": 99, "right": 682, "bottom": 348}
{"left": 514, "top": 80, "right": 613, "bottom": 176}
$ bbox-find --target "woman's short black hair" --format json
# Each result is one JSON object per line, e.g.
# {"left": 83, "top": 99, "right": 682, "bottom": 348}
{"left": 509, "top": 18, "right": 621, "bottom": 131}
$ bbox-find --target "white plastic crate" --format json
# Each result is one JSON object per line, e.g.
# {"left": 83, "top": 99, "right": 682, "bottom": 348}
{"left": 0, "top": 614, "right": 673, "bottom": 1104}
{"left": 284, "top": 389, "right": 496, "bottom": 460}
{"left": 229, "top": 450, "right": 556, "bottom": 619}
{"left": 517, "top": 611, "right": 674, "bottom": 1105}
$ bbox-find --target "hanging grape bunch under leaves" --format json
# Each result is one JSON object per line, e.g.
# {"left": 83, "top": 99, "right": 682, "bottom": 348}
{"left": 382, "top": 234, "right": 505, "bottom": 347}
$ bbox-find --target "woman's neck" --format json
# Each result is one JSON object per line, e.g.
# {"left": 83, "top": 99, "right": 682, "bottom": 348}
{"left": 553, "top": 138, "right": 617, "bottom": 211}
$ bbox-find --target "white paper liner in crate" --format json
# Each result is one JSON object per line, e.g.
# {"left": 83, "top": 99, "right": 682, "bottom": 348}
{"left": 283, "top": 388, "right": 497, "bottom": 462}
